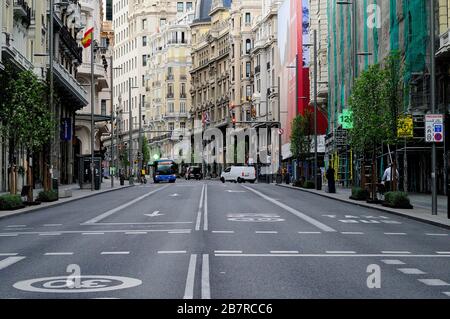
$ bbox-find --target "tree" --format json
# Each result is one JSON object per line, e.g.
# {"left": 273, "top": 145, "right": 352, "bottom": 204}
{"left": 142, "top": 136, "right": 150, "bottom": 166}
{"left": 290, "top": 110, "right": 313, "bottom": 181}
{"left": 0, "top": 63, "right": 55, "bottom": 197}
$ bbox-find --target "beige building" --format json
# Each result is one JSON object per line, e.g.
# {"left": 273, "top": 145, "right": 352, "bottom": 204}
{"left": 145, "top": 11, "right": 194, "bottom": 163}
{"left": 1, "top": 0, "right": 88, "bottom": 191}
{"left": 190, "top": 0, "right": 261, "bottom": 175}
{"left": 112, "top": 0, "right": 195, "bottom": 174}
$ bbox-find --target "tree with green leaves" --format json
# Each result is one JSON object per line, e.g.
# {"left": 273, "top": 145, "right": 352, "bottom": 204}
{"left": 290, "top": 111, "right": 313, "bottom": 181}
{"left": 142, "top": 136, "right": 150, "bottom": 166}
{"left": 0, "top": 63, "right": 56, "bottom": 197}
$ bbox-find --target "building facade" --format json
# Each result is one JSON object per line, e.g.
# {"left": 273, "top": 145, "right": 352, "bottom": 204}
{"left": 112, "top": 0, "right": 194, "bottom": 175}
{"left": 145, "top": 11, "right": 194, "bottom": 164}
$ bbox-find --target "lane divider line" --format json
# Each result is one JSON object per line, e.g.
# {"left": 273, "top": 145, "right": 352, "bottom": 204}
{"left": 298, "top": 231, "right": 322, "bottom": 234}
{"left": 436, "top": 252, "right": 450, "bottom": 254}
{"left": 0, "top": 253, "right": 19, "bottom": 256}
{"left": 242, "top": 186, "right": 336, "bottom": 232}
{"left": 44, "top": 252, "right": 74, "bottom": 256}
{"left": 381, "top": 251, "right": 411, "bottom": 254}
{"left": 256, "top": 231, "right": 278, "bottom": 234}
{"left": 195, "top": 185, "right": 205, "bottom": 231}
{"left": 203, "top": 184, "right": 208, "bottom": 231}
{"left": 214, "top": 250, "right": 242, "bottom": 254}
{"left": 0, "top": 256, "right": 25, "bottom": 271}
{"left": 211, "top": 231, "right": 235, "bottom": 234}
{"left": 184, "top": 254, "right": 197, "bottom": 299}
{"left": 397, "top": 268, "right": 426, "bottom": 275}
{"left": 83, "top": 185, "right": 170, "bottom": 224}
{"left": 326, "top": 251, "right": 356, "bottom": 254}
{"left": 202, "top": 254, "right": 211, "bottom": 299}
{"left": 101, "top": 251, "right": 130, "bottom": 255}
{"left": 158, "top": 250, "right": 187, "bottom": 254}
{"left": 418, "top": 279, "right": 450, "bottom": 286}
{"left": 270, "top": 251, "right": 299, "bottom": 254}
{"left": 381, "top": 259, "right": 405, "bottom": 265}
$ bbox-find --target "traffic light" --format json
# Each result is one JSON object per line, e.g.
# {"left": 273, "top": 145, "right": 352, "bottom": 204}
{"left": 232, "top": 113, "right": 236, "bottom": 129}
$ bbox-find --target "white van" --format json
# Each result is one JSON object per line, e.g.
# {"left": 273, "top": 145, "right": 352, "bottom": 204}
{"left": 220, "top": 166, "right": 256, "bottom": 183}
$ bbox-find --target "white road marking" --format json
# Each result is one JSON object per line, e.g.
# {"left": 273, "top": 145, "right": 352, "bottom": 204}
{"left": 144, "top": 211, "right": 164, "bottom": 217}
{"left": 195, "top": 185, "right": 205, "bottom": 231}
{"left": 382, "top": 259, "right": 405, "bottom": 265}
{"left": 397, "top": 268, "right": 426, "bottom": 275}
{"left": 418, "top": 279, "right": 450, "bottom": 286}
{"left": 211, "top": 231, "right": 235, "bottom": 234}
{"left": 203, "top": 184, "right": 208, "bottom": 231}
{"left": 214, "top": 250, "right": 242, "bottom": 254}
{"left": 43, "top": 224, "right": 62, "bottom": 227}
{"left": 226, "top": 190, "right": 246, "bottom": 193}
{"left": 436, "top": 252, "right": 450, "bottom": 254}
{"left": 0, "top": 256, "right": 25, "bottom": 270}
{"left": 298, "top": 231, "right": 322, "bottom": 234}
{"left": 214, "top": 254, "right": 450, "bottom": 258}
{"left": 0, "top": 229, "right": 191, "bottom": 235}
{"left": 38, "top": 233, "right": 61, "bottom": 236}
{"left": 202, "top": 254, "right": 211, "bottom": 299}
{"left": 341, "top": 232, "right": 364, "bottom": 235}
{"left": 101, "top": 251, "right": 130, "bottom": 255}
{"left": 6, "top": 225, "right": 26, "bottom": 228}
{"left": 125, "top": 232, "right": 148, "bottom": 235}
{"left": 157, "top": 250, "right": 187, "bottom": 254}
{"left": 270, "top": 251, "right": 299, "bottom": 254}
{"left": 170, "top": 193, "right": 179, "bottom": 197}
{"left": 243, "top": 186, "right": 336, "bottom": 232}
{"left": 256, "top": 231, "right": 278, "bottom": 234}
{"left": 0, "top": 253, "right": 18, "bottom": 256}
{"left": 425, "top": 233, "right": 448, "bottom": 236}
{"left": 85, "top": 222, "right": 192, "bottom": 226}
{"left": 381, "top": 251, "right": 411, "bottom": 254}
{"left": 44, "top": 252, "right": 74, "bottom": 256}
{"left": 184, "top": 254, "right": 197, "bottom": 299}
{"left": 0, "top": 234, "right": 18, "bottom": 237}
{"left": 384, "top": 233, "right": 407, "bottom": 235}
{"left": 326, "top": 251, "right": 356, "bottom": 254}
{"left": 83, "top": 185, "right": 170, "bottom": 224}
{"left": 169, "top": 231, "right": 191, "bottom": 234}
{"left": 443, "top": 292, "right": 450, "bottom": 297}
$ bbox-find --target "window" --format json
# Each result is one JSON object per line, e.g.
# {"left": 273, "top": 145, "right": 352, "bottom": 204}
{"left": 246, "top": 85, "right": 252, "bottom": 99}
{"left": 180, "top": 102, "right": 186, "bottom": 113}
{"left": 168, "top": 102, "right": 174, "bottom": 113}
{"left": 245, "top": 13, "right": 251, "bottom": 25}
{"left": 180, "top": 122, "right": 186, "bottom": 130}
{"left": 101, "top": 100, "right": 107, "bottom": 116}
{"left": 245, "top": 39, "right": 252, "bottom": 54}
{"left": 160, "top": 18, "right": 166, "bottom": 27}
{"left": 142, "top": 36, "right": 147, "bottom": 47}
{"left": 186, "top": 2, "right": 193, "bottom": 11}
{"left": 142, "top": 19, "right": 147, "bottom": 30}
{"left": 246, "top": 62, "right": 251, "bottom": 78}
{"left": 142, "top": 55, "right": 147, "bottom": 66}
{"left": 168, "top": 122, "right": 174, "bottom": 131}
{"left": 177, "top": 2, "right": 184, "bottom": 12}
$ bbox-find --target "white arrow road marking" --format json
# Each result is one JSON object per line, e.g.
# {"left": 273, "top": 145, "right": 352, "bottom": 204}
{"left": 242, "top": 186, "right": 336, "bottom": 232}
{"left": 145, "top": 211, "right": 164, "bottom": 217}
{"left": 83, "top": 185, "right": 170, "bottom": 224}
{"left": 0, "top": 256, "right": 25, "bottom": 271}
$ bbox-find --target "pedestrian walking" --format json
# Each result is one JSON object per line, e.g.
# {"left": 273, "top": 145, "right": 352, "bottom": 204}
{"left": 382, "top": 163, "right": 399, "bottom": 192}
{"left": 326, "top": 165, "right": 336, "bottom": 193}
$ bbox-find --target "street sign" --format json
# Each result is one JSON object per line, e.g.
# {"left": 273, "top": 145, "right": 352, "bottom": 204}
{"left": 397, "top": 115, "right": 413, "bottom": 138}
{"left": 338, "top": 109, "right": 353, "bottom": 129}
{"left": 425, "top": 114, "right": 444, "bottom": 143}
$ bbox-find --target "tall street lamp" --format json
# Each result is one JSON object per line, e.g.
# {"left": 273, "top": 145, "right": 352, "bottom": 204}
{"left": 110, "top": 57, "right": 122, "bottom": 188}
{"left": 129, "top": 78, "right": 139, "bottom": 181}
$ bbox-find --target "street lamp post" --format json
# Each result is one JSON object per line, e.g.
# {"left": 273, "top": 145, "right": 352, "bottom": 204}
{"left": 128, "top": 79, "right": 139, "bottom": 181}
{"left": 313, "top": 30, "right": 319, "bottom": 190}
{"left": 430, "top": 0, "right": 437, "bottom": 215}
{"left": 109, "top": 57, "right": 122, "bottom": 188}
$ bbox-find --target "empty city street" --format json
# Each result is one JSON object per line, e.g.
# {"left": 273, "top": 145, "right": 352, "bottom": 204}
{"left": 0, "top": 180, "right": 449, "bottom": 299}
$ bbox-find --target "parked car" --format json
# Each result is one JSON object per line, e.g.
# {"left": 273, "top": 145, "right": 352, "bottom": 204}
{"left": 185, "top": 166, "right": 203, "bottom": 180}
{"left": 220, "top": 166, "right": 256, "bottom": 183}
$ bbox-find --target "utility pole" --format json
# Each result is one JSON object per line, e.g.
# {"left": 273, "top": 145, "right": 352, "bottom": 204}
{"left": 90, "top": 41, "right": 95, "bottom": 191}
{"left": 138, "top": 94, "right": 143, "bottom": 180}
{"left": 278, "top": 76, "right": 282, "bottom": 173}
{"left": 313, "top": 30, "right": 318, "bottom": 190}
{"left": 49, "top": 0, "right": 54, "bottom": 191}
{"left": 110, "top": 55, "right": 114, "bottom": 188}
{"left": 128, "top": 78, "right": 133, "bottom": 180}
{"left": 430, "top": 0, "right": 437, "bottom": 215}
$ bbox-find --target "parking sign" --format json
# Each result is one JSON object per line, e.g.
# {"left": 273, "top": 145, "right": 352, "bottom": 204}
{"left": 425, "top": 114, "right": 444, "bottom": 143}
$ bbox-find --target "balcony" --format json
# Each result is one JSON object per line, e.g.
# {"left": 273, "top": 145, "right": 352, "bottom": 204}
{"left": 180, "top": 93, "right": 187, "bottom": 99}
{"left": 166, "top": 74, "right": 174, "bottom": 81}
{"left": 58, "top": 25, "right": 83, "bottom": 64}
{"left": 1, "top": 32, "right": 33, "bottom": 71}
{"left": 167, "top": 93, "right": 174, "bottom": 99}
{"left": 53, "top": 61, "right": 88, "bottom": 108}
{"left": 255, "top": 65, "right": 261, "bottom": 74}
{"left": 437, "top": 29, "right": 450, "bottom": 58}
{"left": 13, "top": 0, "right": 31, "bottom": 27}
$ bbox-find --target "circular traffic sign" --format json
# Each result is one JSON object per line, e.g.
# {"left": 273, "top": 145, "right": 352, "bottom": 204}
{"left": 434, "top": 133, "right": 443, "bottom": 141}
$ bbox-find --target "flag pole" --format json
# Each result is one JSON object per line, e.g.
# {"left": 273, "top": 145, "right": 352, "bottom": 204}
{"left": 91, "top": 36, "right": 95, "bottom": 191}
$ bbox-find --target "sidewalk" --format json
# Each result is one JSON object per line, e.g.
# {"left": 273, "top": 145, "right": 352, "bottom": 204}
{"left": 0, "top": 180, "right": 135, "bottom": 220}
{"left": 275, "top": 183, "right": 450, "bottom": 229}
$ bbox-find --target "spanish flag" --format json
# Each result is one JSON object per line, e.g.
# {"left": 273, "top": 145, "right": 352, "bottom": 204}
{"left": 81, "top": 27, "right": 94, "bottom": 48}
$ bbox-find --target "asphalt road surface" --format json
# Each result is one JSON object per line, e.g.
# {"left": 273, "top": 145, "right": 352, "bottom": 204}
{"left": 0, "top": 179, "right": 449, "bottom": 299}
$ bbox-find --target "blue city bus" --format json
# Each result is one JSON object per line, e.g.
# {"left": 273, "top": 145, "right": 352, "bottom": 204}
{"left": 153, "top": 159, "right": 177, "bottom": 183}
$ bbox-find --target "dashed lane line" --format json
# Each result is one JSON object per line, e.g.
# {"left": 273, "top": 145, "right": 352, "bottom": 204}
{"left": 0, "top": 253, "right": 18, "bottom": 256}
{"left": 203, "top": 184, "right": 208, "bottom": 231}
{"left": 326, "top": 251, "right": 356, "bottom": 254}
{"left": 436, "top": 252, "right": 450, "bottom": 254}
{"left": 43, "top": 224, "right": 62, "bottom": 227}
{"left": 157, "top": 250, "right": 187, "bottom": 254}
{"left": 397, "top": 268, "right": 426, "bottom": 275}
{"left": 38, "top": 233, "right": 61, "bottom": 236}
{"left": 0, "top": 229, "right": 192, "bottom": 236}
{"left": 418, "top": 279, "right": 450, "bottom": 286}
{"left": 214, "top": 253, "right": 450, "bottom": 258}
{"left": 382, "top": 260, "right": 405, "bottom": 265}
{"left": 256, "top": 231, "right": 278, "bottom": 234}
{"left": 425, "top": 233, "right": 448, "bottom": 236}
{"left": 384, "top": 233, "right": 407, "bottom": 235}
{"left": 381, "top": 251, "right": 411, "bottom": 254}
{"left": 242, "top": 186, "right": 336, "bottom": 232}
{"left": 0, "top": 234, "right": 18, "bottom": 237}
{"left": 82, "top": 232, "right": 105, "bottom": 235}
{"left": 214, "top": 250, "right": 242, "bottom": 254}
{"left": 202, "top": 254, "right": 211, "bottom": 299}
{"left": 298, "top": 231, "right": 322, "bottom": 234}
{"left": 270, "top": 251, "right": 299, "bottom": 254}
{"left": 6, "top": 225, "right": 26, "bottom": 228}
{"left": 101, "top": 251, "right": 130, "bottom": 255}
{"left": 83, "top": 185, "right": 170, "bottom": 224}
{"left": 0, "top": 256, "right": 25, "bottom": 271}
{"left": 125, "top": 231, "right": 148, "bottom": 235}
{"left": 44, "top": 252, "right": 74, "bottom": 256}
{"left": 183, "top": 254, "right": 197, "bottom": 299}
{"left": 211, "top": 231, "right": 235, "bottom": 234}
{"left": 195, "top": 185, "right": 205, "bottom": 231}
{"left": 341, "top": 232, "right": 364, "bottom": 235}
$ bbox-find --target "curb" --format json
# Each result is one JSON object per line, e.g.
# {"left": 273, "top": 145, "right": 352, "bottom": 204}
{"left": 0, "top": 184, "right": 135, "bottom": 221}
{"left": 275, "top": 183, "right": 450, "bottom": 230}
